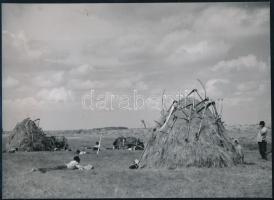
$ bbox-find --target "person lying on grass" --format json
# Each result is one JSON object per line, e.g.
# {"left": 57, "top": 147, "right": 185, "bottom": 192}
{"left": 31, "top": 156, "right": 94, "bottom": 173}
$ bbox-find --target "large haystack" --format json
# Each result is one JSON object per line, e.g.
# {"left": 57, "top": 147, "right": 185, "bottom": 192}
{"left": 6, "top": 118, "right": 68, "bottom": 151}
{"left": 139, "top": 91, "right": 241, "bottom": 169}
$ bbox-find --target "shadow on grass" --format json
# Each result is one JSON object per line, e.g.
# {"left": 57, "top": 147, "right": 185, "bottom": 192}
{"left": 242, "top": 143, "right": 272, "bottom": 151}
{"left": 243, "top": 162, "right": 256, "bottom": 165}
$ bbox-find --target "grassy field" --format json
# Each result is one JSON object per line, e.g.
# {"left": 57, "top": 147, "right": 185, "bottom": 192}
{"left": 2, "top": 125, "right": 272, "bottom": 198}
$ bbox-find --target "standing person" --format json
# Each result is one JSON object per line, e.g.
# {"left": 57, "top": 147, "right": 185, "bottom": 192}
{"left": 257, "top": 121, "right": 268, "bottom": 160}
{"left": 234, "top": 139, "right": 244, "bottom": 164}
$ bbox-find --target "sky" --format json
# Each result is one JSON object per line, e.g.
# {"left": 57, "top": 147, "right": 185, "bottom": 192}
{"left": 2, "top": 2, "right": 271, "bottom": 130}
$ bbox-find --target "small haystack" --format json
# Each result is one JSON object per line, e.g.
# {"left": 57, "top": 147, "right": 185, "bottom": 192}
{"left": 113, "top": 136, "right": 144, "bottom": 150}
{"left": 6, "top": 118, "right": 68, "bottom": 151}
{"left": 139, "top": 89, "right": 241, "bottom": 169}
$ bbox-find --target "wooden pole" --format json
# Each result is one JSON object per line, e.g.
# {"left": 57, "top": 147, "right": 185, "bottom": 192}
{"left": 97, "top": 132, "right": 103, "bottom": 157}
{"left": 197, "top": 79, "right": 207, "bottom": 99}
{"left": 159, "top": 103, "right": 177, "bottom": 131}
{"left": 141, "top": 120, "right": 147, "bottom": 128}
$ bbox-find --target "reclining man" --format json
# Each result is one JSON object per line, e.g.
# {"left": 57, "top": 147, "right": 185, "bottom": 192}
{"left": 32, "top": 156, "right": 93, "bottom": 173}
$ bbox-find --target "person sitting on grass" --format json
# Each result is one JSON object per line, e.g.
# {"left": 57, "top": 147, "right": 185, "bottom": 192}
{"left": 75, "top": 149, "right": 87, "bottom": 155}
{"left": 93, "top": 141, "right": 100, "bottom": 151}
{"left": 129, "top": 159, "right": 139, "bottom": 169}
{"left": 75, "top": 149, "right": 81, "bottom": 155}
{"left": 32, "top": 156, "right": 84, "bottom": 173}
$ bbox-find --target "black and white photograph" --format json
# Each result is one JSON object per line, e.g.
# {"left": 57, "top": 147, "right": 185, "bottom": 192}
{"left": 2, "top": 2, "right": 272, "bottom": 198}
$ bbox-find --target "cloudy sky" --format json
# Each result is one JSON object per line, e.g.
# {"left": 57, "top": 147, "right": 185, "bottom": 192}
{"left": 2, "top": 3, "right": 271, "bottom": 130}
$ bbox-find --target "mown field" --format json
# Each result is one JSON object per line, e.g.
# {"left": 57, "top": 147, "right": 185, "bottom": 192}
{"left": 2, "top": 125, "right": 272, "bottom": 198}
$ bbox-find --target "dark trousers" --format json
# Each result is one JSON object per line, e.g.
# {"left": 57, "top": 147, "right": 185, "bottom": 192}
{"left": 258, "top": 141, "right": 267, "bottom": 159}
{"left": 38, "top": 165, "right": 67, "bottom": 173}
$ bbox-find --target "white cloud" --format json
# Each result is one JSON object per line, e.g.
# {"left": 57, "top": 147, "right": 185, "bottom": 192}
{"left": 3, "top": 76, "right": 19, "bottom": 88}
{"left": 193, "top": 6, "right": 269, "bottom": 39}
{"left": 33, "top": 71, "right": 64, "bottom": 87}
{"left": 66, "top": 74, "right": 148, "bottom": 91}
{"left": 225, "top": 96, "right": 254, "bottom": 106}
{"left": 16, "top": 85, "right": 29, "bottom": 93}
{"left": 235, "top": 80, "right": 270, "bottom": 97}
{"left": 52, "top": 71, "right": 64, "bottom": 82}
{"left": 211, "top": 54, "right": 267, "bottom": 72}
{"left": 166, "top": 40, "right": 231, "bottom": 65}
{"left": 3, "top": 97, "right": 44, "bottom": 109}
{"left": 236, "top": 81, "right": 258, "bottom": 92}
{"left": 115, "top": 79, "right": 133, "bottom": 88}
{"left": 256, "top": 82, "right": 268, "bottom": 95}
{"left": 2, "top": 4, "right": 270, "bottom": 129}
{"left": 37, "top": 87, "right": 74, "bottom": 102}
{"left": 113, "top": 74, "right": 148, "bottom": 90}
{"left": 69, "top": 64, "right": 94, "bottom": 76}
{"left": 135, "top": 81, "right": 148, "bottom": 91}
{"left": 67, "top": 79, "right": 105, "bottom": 90}
{"left": 3, "top": 30, "right": 43, "bottom": 61}
{"left": 205, "top": 78, "right": 230, "bottom": 98}
{"left": 155, "top": 29, "right": 190, "bottom": 56}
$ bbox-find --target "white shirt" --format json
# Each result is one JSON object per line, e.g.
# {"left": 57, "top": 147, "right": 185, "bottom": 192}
{"left": 257, "top": 127, "right": 267, "bottom": 142}
{"left": 66, "top": 160, "right": 80, "bottom": 169}
{"left": 235, "top": 144, "right": 243, "bottom": 157}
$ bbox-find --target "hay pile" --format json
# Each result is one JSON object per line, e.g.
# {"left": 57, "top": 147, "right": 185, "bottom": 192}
{"left": 6, "top": 118, "right": 68, "bottom": 151}
{"left": 139, "top": 94, "right": 241, "bottom": 169}
{"left": 113, "top": 136, "right": 144, "bottom": 150}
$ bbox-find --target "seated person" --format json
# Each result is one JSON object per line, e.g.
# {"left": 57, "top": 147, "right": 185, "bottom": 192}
{"left": 75, "top": 149, "right": 87, "bottom": 155}
{"left": 93, "top": 142, "right": 100, "bottom": 151}
{"left": 66, "top": 156, "right": 81, "bottom": 169}
{"left": 75, "top": 149, "right": 81, "bottom": 155}
{"left": 8, "top": 147, "right": 18, "bottom": 153}
{"left": 129, "top": 159, "right": 139, "bottom": 169}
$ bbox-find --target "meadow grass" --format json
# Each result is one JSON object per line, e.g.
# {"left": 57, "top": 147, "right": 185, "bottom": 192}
{"left": 2, "top": 125, "right": 272, "bottom": 198}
